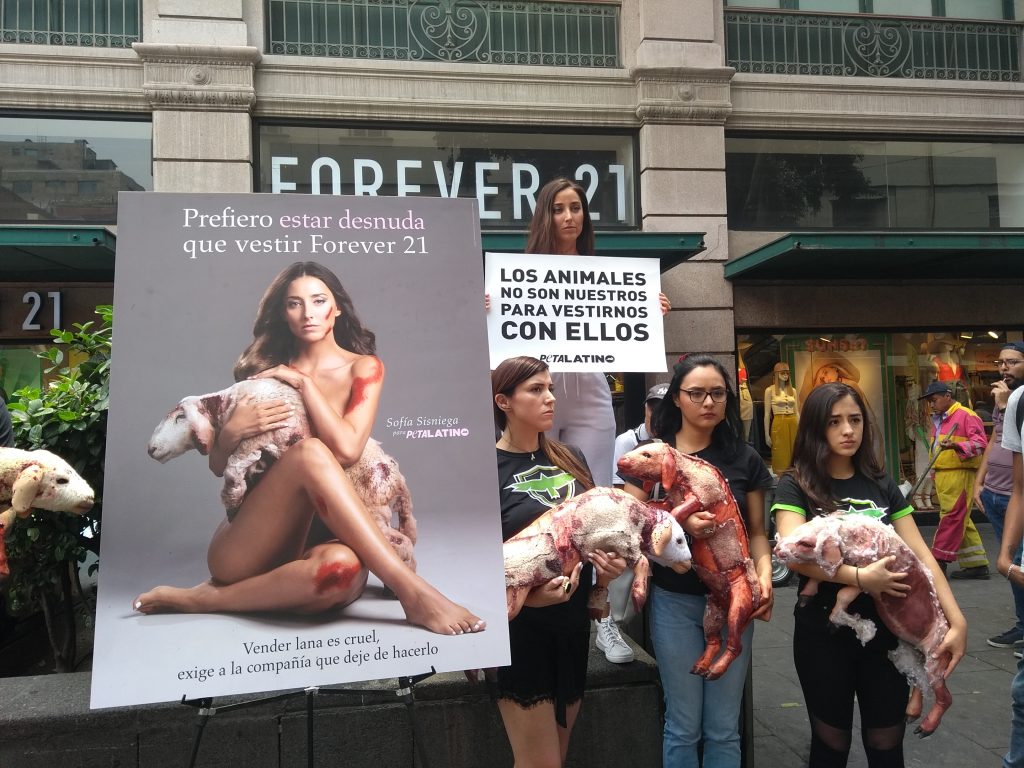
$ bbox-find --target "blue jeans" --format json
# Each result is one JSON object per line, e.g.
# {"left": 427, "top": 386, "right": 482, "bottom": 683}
{"left": 649, "top": 585, "right": 754, "bottom": 768}
{"left": 983, "top": 489, "right": 1024, "bottom": 632}
{"left": 1006, "top": 655, "right": 1024, "bottom": 767}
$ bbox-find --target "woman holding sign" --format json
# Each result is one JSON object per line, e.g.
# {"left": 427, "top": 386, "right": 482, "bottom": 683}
{"left": 523, "top": 177, "right": 671, "bottom": 487}
{"left": 492, "top": 354, "right": 627, "bottom": 766}
{"left": 526, "top": 177, "right": 671, "bottom": 663}
{"left": 134, "top": 261, "right": 484, "bottom": 637}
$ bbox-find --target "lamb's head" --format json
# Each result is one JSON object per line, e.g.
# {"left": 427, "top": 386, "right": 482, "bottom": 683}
{"left": 617, "top": 442, "right": 730, "bottom": 511}
{"left": 774, "top": 517, "right": 844, "bottom": 577}
{"left": 644, "top": 507, "right": 691, "bottom": 574}
{"left": 20, "top": 450, "right": 95, "bottom": 515}
{"left": 147, "top": 396, "right": 214, "bottom": 462}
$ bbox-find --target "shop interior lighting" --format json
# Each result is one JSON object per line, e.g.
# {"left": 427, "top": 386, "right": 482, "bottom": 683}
{"left": 960, "top": 332, "right": 973, "bottom": 339}
{"left": 819, "top": 337, "right": 831, "bottom": 342}
{"left": 989, "top": 331, "right": 1000, "bottom": 338}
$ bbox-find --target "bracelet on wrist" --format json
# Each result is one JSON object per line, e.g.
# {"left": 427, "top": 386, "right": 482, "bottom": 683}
{"left": 1008, "top": 564, "right": 1019, "bottom": 580}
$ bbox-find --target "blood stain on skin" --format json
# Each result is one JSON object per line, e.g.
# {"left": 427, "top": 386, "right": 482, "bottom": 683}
{"left": 344, "top": 358, "right": 384, "bottom": 415}
{"left": 314, "top": 561, "right": 358, "bottom": 594}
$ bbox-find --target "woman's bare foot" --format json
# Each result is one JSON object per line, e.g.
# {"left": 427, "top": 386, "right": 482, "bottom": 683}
{"left": 393, "top": 580, "right": 485, "bottom": 635}
{"left": 133, "top": 581, "right": 220, "bottom": 614}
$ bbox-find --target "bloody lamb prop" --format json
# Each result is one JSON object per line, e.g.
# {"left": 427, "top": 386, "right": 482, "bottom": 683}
{"left": 503, "top": 487, "right": 691, "bottom": 621}
{"left": 617, "top": 442, "right": 762, "bottom": 680}
{"left": 774, "top": 513, "right": 952, "bottom": 737}
{"left": 0, "top": 448, "right": 95, "bottom": 576}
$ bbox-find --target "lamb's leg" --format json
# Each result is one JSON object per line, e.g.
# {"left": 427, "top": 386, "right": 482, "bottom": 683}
{"left": 0, "top": 507, "right": 14, "bottom": 576}
{"left": 506, "top": 586, "right": 529, "bottom": 621}
{"left": 828, "top": 584, "right": 877, "bottom": 644}
{"left": 706, "top": 573, "right": 754, "bottom": 680}
{"left": 391, "top": 484, "right": 417, "bottom": 545}
{"left": 692, "top": 597, "right": 726, "bottom": 677}
{"left": 629, "top": 556, "right": 651, "bottom": 615}
{"left": 906, "top": 686, "right": 923, "bottom": 723}
{"left": 915, "top": 653, "right": 953, "bottom": 737}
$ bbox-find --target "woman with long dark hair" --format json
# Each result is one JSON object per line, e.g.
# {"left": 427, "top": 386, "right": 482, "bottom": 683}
{"left": 622, "top": 353, "right": 773, "bottom": 768}
{"left": 134, "top": 261, "right": 483, "bottom": 636}
{"left": 492, "top": 354, "right": 626, "bottom": 766}
{"left": 773, "top": 382, "right": 966, "bottom": 767}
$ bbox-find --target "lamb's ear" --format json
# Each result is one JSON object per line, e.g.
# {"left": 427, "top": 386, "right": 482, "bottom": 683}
{"left": 11, "top": 464, "right": 44, "bottom": 516}
{"left": 182, "top": 399, "right": 215, "bottom": 455}
{"left": 661, "top": 448, "right": 676, "bottom": 491}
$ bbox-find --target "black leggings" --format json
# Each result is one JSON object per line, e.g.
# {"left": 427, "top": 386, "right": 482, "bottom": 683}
{"left": 793, "top": 610, "right": 909, "bottom": 768}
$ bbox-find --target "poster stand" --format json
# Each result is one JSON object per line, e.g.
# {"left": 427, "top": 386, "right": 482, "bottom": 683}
{"left": 181, "top": 667, "right": 437, "bottom": 768}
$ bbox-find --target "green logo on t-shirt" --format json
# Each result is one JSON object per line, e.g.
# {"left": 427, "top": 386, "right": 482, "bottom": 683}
{"left": 835, "top": 497, "right": 887, "bottom": 520}
{"left": 507, "top": 465, "right": 577, "bottom": 506}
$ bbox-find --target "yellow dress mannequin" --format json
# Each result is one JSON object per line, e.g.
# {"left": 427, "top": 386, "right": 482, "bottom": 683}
{"left": 763, "top": 362, "right": 798, "bottom": 473}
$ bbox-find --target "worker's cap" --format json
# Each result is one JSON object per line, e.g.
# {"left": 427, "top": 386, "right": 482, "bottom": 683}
{"left": 919, "top": 381, "right": 952, "bottom": 399}
{"left": 645, "top": 383, "right": 669, "bottom": 402}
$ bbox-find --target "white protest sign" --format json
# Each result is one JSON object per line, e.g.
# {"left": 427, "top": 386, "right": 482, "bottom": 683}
{"left": 485, "top": 252, "right": 667, "bottom": 372}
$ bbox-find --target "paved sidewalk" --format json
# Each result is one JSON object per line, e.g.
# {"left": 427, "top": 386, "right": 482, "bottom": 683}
{"left": 751, "top": 522, "right": 1017, "bottom": 767}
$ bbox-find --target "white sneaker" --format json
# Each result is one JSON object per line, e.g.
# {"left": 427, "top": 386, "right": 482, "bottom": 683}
{"left": 595, "top": 617, "right": 634, "bottom": 663}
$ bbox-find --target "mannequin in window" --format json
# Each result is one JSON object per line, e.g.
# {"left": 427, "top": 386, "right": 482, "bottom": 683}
{"left": 929, "top": 339, "right": 972, "bottom": 408}
{"left": 930, "top": 340, "right": 963, "bottom": 383}
{"left": 764, "top": 361, "right": 798, "bottom": 473}
{"left": 739, "top": 367, "right": 754, "bottom": 442}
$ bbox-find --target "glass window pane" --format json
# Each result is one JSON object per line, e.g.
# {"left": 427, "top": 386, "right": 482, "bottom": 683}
{"left": 945, "top": 0, "right": 1005, "bottom": 19}
{"left": 873, "top": 0, "right": 933, "bottom": 16}
{"left": 0, "top": 117, "right": 152, "bottom": 224}
{"left": 799, "top": 0, "right": 860, "bottom": 11}
{"left": 725, "top": 136, "right": 1024, "bottom": 230}
{"left": 725, "top": 0, "right": 782, "bottom": 7}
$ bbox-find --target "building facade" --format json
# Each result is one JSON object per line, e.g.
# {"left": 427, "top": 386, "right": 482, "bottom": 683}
{"left": 1, "top": 0, "right": 1022, "bottom": 485}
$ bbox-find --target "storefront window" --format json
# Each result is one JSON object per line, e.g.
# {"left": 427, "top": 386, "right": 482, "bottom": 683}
{"left": 738, "top": 330, "right": 1023, "bottom": 507}
{"left": 0, "top": 116, "right": 152, "bottom": 223}
{"left": 726, "top": 136, "right": 1024, "bottom": 230}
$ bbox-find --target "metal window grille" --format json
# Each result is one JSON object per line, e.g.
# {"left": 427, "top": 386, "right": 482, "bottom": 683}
{"left": 266, "top": 0, "right": 620, "bottom": 67}
{"left": 1, "top": 0, "right": 139, "bottom": 46}
{"left": 725, "top": 8, "right": 1021, "bottom": 80}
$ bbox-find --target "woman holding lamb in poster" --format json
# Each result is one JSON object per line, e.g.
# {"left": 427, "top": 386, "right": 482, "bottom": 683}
{"left": 134, "top": 261, "right": 485, "bottom": 637}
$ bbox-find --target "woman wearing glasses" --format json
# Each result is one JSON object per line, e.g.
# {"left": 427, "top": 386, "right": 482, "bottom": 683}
{"left": 622, "top": 354, "right": 774, "bottom": 768}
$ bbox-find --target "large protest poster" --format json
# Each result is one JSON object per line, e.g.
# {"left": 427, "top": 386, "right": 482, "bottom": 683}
{"left": 90, "top": 193, "right": 509, "bottom": 709}
{"left": 484, "top": 252, "right": 666, "bottom": 373}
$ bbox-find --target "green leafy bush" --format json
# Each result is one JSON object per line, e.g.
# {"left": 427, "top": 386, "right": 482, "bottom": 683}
{"left": 5, "top": 305, "right": 111, "bottom": 670}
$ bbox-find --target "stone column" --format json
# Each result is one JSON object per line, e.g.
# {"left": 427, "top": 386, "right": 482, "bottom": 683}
{"left": 631, "top": 0, "right": 736, "bottom": 376}
{"left": 133, "top": 0, "right": 259, "bottom": 192}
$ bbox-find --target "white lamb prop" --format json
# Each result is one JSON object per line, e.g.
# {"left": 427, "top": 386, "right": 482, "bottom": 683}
{"left": 0, "top": 447, "right": 95, "bottom": 576}
{"left": 147, "top": 378, "right": 417, "bottom": 569}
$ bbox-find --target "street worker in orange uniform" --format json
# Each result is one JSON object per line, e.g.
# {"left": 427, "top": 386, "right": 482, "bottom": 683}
{"left": 921, "top": 380, "right": 990, "bottom": 578}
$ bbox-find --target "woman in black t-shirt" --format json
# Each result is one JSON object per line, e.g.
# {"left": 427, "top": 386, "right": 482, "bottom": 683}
{"left": 622, "top": 354, "right": 774, "bottom": 768}
{"left": 772, "top": 382, "right": 966, "bottom": 768}
{"left": 492, "top": 355, "right": 626, "bottom": 767}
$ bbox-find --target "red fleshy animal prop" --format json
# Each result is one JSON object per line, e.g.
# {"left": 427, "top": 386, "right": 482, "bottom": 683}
{"left": 617, "top": 442, "right": 761, "bottom": 680}
{"left": 774, "top": 512, "right": 952, "bottom": 737}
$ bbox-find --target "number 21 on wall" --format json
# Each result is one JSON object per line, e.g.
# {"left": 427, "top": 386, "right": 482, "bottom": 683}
{"left": 22, "top": 291, "right": 62, "bottom": 332}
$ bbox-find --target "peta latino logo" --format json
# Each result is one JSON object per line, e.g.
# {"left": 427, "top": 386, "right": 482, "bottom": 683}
{"left": 506, "top": 466, "right": 577, "bottom": 506}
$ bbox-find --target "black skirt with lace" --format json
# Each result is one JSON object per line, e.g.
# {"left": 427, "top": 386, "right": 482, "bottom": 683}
{"left": 493, "top": 569, "right": 591, "bottom": 727}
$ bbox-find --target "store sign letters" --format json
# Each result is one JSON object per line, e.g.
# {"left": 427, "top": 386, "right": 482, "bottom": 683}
{"left": 270, "top": 156, "right": 629, "bottom": 224}
{"left": 485, "top": 252, "right": 666, "bottom": 373}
